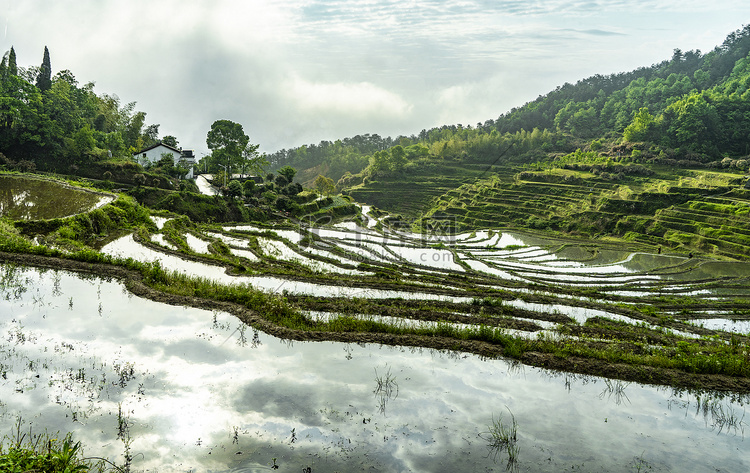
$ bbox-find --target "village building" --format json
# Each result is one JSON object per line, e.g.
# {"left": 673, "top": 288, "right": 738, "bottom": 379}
{"left": 132, "top": 142, "right": 196, "bottom": 179}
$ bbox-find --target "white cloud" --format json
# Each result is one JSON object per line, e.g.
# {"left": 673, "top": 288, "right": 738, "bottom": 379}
{"left": 287, "top": 77, "right": 413, "bottom": 118}
{"left": 2, "top": 0, "right": 750, "bottom": 156}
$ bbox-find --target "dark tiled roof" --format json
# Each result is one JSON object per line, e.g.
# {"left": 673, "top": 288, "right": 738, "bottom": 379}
{"left": 133, "top": 142, "right": 182, "bottom": 155}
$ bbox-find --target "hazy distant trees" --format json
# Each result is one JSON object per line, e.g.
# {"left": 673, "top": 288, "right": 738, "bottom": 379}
{"left": 270, "top": 28, "right": 750, "bottom": 183}
{"left": 267, "top": 134, "right": 388, "bottom": 182}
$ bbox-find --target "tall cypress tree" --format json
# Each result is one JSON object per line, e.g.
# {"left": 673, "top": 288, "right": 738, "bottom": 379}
{"left": 36, "top": 46, "right": 51, "bottom": 91}
{"left": 8, "top": 46, "right": 17, "bottom": 76}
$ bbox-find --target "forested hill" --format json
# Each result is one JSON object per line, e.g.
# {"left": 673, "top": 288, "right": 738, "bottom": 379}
{"left": 0, "top": 46, "right": 163, "bottom": 173}
{"left": 269, "top": 24, "right": 750, "bottom": 186}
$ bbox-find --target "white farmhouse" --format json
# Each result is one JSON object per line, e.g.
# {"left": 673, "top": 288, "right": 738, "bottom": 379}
{"left": 132, "top": 142, "right": 196, "bottom": 179}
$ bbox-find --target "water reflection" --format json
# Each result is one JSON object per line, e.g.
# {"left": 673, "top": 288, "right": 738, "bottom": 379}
{"left": 0, "top": 175, "right": 113, "bottom": 220}
{"left": 374, "top": 365, "right": 399, "bottom": 415}
{"left": 1, "top": 265, "right": 749, "bottom": 472}
{"left": 104, "top": 212, "right": 750, "bottom": 313}
{"left": 598, "top": 379, "right": 631, "bottom": 406}
{"left": 688, "top": 318, "right": 750, "bottom": 334}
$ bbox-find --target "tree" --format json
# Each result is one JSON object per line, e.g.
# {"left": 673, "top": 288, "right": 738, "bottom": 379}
{"left": 243, "top": 179, "right": 256, "bottom": 196}
{"left": 123, "top": 111, "right": 146, "bottom": 150}
{"left": 44, "top": 79, "right": 81, "bottom": 141}
{"left": 226, "top": 179, "right": 243, "bottom": 199}
{"left": 662, "top": 92, "right": 720, "bottom": 154}
{"left": 206, "top": 119, "right": 249, "bottom": 172}
{"left": 368, "top": 150, "right": 389, "bottom": 175}
{"left": 276, "top": 165, "right": 297, "bottom": 185}
{"left": 0, "top": 53, "right": 6, "bottom": 81}
{"left": 8, "top": 47, "right": 17, "bottom": 77}
{"left": 390, "top": 145, "right": 407, "bottom": 172}
{"left": 568, "top": 107, "right": 600, "bottom": 138}
{"left": 405, "top": 144, "right": 429, "bottom": 160}
{"left": 0, "top": 75, "right": 56, "bottom": 159}
{"left": 240, "top": 142, "right": 267, "bottom": 176}
{"left": 623, "top": 107, "right": 656, "bottom": 142}
{"left": 282, "top": 182, "right": 303, "bottom": 196}
{"left": 67, "top": 126, "right": 96, "bottom": 161}
{"left": 314, "top": 174, "right": 335, "bottom": 196}
{"left": 35, "top": 46, "right": 52, "bottom": 92}
{"left": 142, "top": 123, "right": 160, "bottom": 147}
{"left": 162, "top": 135, "right": 179, "bottom": 148}
{"left": 157, "top": 152, "right": 175, "bottom": 169}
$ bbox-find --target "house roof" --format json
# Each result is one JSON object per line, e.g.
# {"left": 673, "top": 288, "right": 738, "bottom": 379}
{"left": 133, "top": 142, "right": 182, "bottom": 155}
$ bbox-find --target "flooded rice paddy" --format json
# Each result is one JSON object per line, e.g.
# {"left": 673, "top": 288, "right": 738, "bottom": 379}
{"left": 1, "top": 265, "right": 748, "bottom": 472}
{"left": 0, "top": 175, "right": 113, "bottom": 220}
{"left": 3, "top": 185, "right": 750, "bottom": 471}
{"left": 96, "top": 209, "right": 750, "bottom": 338}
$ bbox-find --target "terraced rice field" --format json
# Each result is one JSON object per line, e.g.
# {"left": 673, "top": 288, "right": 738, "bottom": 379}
{"left": 2, "top": 179, "right": 750, "bottom": 471}
{"left": 98, "top": 205, "right": 750, "bottom": 390}
{"left": 420, "top": 167, "right": 750, "bottom": 260}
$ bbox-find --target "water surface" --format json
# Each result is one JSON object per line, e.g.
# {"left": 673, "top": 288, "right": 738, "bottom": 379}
{"left": 0, "top": 175, "right": 113, "bottom": 220}
{"left": 0, "top": 265, "right": 747, "bottom": 472}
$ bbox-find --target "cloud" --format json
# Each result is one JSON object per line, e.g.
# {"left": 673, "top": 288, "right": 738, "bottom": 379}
{"left": 234, "top": 378, "right": 327, "bottom": 426}
{"left": 3, "top": 0, "right": 750, "bottom": 155}
{"left": 565, "top": 28, "right": 628, "bottom": 37}
{"left": 287, "top": 77, "right": 412, "bottom": 118}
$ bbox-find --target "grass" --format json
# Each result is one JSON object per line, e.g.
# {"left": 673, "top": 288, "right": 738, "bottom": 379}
{"left": 18, "top": 246, "right": 750, "bottom": 385}
{"left": 696, "top": 395, "right": 747, "bottom": 435}
{"left": 0, "top": 418, "right": 120, "bottom": 473}
{"left": 480, "top": 407, "right": 519, "bottom": 468}
{"left": 374, "top": 366, "right": 399, "bottom": 414}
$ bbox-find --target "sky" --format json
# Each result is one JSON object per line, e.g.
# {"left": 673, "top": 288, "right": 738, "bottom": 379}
{"left": 3, "top": 1, "right": 750, "bottom": 159}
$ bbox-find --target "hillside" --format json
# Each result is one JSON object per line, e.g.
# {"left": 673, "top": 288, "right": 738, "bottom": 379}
{"left": 417, "top": 154, "right": 750, "bottom": 260}
{"left": 3, "top": 27, "right": 750, "bottom": 261}
{"left": 269, "top": 25, "right": 750, "bottom": 259}
{"left": 273, "top": 25, "right": 750, "bottom": 177}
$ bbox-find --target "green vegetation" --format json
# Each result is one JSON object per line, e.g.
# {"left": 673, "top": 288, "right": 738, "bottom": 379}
{"left": 0, "top": 171, "right": 748, "bottom": 392}
{"left": 96, "top": 253, "right": 749, "bottom": 386}
{"left": 204, "top": 119, "right": 266, "bottom": 176}
{"left": 266, "top": 26, "right": 750, "bottom": 259}
{"left": 0, "top": 46, "right": 161, "bottom": 173}
{"left": 4, "top": 28, "right": 750, "bottom": 255}
{"left": 416, "top": 163, "right": 750, "bottom": 260}
{"left": 2, "top": 27, "right": 750, "bottom": 397}
{"left": 5, "top": 20, "right": 750, "bottom": 473}
{"left": 0, "top": 419, "right": 115, "bottom": 473}
{"left": 0, "top": 49, "right": 316, "bottom": 224}
{"left": 480, "top": 408, "right": 519, "bottom": 467}
{"left": 10, "top": 192, "right": 150, "bottom": 250}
